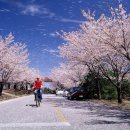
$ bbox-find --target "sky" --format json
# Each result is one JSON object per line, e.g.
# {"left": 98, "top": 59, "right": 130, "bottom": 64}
{"left": 0, "top": 0, "right": 130, "bottom": 77}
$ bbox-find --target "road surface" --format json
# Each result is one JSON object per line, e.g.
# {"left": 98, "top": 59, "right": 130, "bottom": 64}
{"left": 0, "top": 94, "right": 130, "bottom": 130}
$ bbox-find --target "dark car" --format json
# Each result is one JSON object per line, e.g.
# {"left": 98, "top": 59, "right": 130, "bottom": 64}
{"left": 67, "top": 86, "right": 88, "bottom": 100}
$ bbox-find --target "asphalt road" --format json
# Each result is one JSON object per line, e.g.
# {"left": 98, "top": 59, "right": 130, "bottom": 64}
{"left": 0, "top": 94, "right": 130, "bottom": 130}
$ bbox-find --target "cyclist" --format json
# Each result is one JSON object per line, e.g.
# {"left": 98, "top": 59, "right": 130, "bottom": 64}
{"left": 32, "top": 78, "right": 43, "bottom": 100}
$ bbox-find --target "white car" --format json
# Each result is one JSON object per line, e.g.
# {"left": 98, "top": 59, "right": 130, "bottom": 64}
{"left": 56, "top": 90, "right": 64, "bottom": 96}
{"left": 63, "top": 88, "right": 70, "bottom": 97}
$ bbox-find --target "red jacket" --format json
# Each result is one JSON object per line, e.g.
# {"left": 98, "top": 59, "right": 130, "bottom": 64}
{"left": 33, "top": 80, "right": 42, "bottom": 89}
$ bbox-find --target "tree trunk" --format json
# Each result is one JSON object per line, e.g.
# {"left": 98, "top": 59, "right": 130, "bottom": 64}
{"left": 95, "top": 77, "right": 101, "bottom": 100}
{"left": 117, "top": 86, "right": 122, "bottom": 104}
{"left": 0, "top": 83, "right": 4, "bottom": 96}
{"left": 25, "top": 84, "right": 27, "bottom": 90}
{"left": 14, "top": 84, "right": 17, "bottom": 90}
{"left": 8, "top": 83, "right": 10, "bottom": 89}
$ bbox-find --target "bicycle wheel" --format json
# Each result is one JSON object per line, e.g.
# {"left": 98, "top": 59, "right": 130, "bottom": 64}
{"left": 38, "top": 98, "right": 40, "bottom": 107}
{"left": 35, "top": 94, "right": 39, "bottom": 107}
{"left": 36, "top": 94, "right": 41, "bottom": 107}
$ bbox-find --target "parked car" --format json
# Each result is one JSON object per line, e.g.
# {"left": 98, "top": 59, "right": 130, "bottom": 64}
{"left": 63, "top": 88, "right": 70, "bottom": 97}
{"left": 56, "top": 89, "right": 64, "bottom": 96}
{"left": 67, "top": 86, "right": 88, "bottom": 100}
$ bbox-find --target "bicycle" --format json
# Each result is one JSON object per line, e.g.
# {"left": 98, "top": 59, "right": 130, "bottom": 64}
{"left": 35, "top": 89, "right": 41, "bottom": 107}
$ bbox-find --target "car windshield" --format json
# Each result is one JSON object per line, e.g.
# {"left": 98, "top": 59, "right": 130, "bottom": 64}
{"left": 66, "top": 88, "right": 71, "bottom": 91}
{"left": 72, "top": 87, "right": 80, "bottom": 91}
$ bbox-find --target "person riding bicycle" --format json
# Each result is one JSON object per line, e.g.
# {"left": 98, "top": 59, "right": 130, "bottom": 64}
{"left": 32, "top": 78, "right": 43, "bottom": 100}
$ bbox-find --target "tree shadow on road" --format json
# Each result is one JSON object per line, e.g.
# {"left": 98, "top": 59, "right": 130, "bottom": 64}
{"left": 45, "top": 97, "right": 130, "bottom": 125}
{"left": 85, "top": 120, "right": 130, "bottom": 125}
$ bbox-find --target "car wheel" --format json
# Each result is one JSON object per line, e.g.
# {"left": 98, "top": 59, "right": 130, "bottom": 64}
{"left": 67, "top": 96, "right": 70, "bottom": 100}
{"left": 69, "top": 96, "right": 74, "bottom": 100}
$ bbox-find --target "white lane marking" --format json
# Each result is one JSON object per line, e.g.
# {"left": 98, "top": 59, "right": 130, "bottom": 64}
{"left": 0, "top": 122, "right": 71, "bottom": 127}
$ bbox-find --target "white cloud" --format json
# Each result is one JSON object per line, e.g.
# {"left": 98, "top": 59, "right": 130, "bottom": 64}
{"left": 49, "top": 33, "right": 56, "bottom": 37}
{"left": 60, "top": 18, "right": 85, "bottom": 24}
{"left": 1, "top": 0, "right": 56, "bottom": 17}
{"left": 42, "top": 33, "right": 47, "bottom": 36}
{"left": 21, "top": 4, "right": 42, "bottom": 16}
{"left": 48, "top": 49, "right": 58, "bottom": 53}
{"left": 19, "top": 3, "right": 56, "bottom": 18}
{"left": 43, "top": 49, "right": 59, "bottom": 56}
{"left": 0, "top": 8, "right": 10, "bottom": 12}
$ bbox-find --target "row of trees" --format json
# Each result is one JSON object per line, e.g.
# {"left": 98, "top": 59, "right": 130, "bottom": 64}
{"left": 0, "top": 33, "right": 42, "bottom": 95}
{"left": 50, "top": 4, "right": 130, "bottom": 103}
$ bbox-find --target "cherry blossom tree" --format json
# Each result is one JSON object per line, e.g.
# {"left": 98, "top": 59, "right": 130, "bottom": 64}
{"left": 56, "top": 4, "right": 130, "bottom": 103}
{"left": 83, "top": 4, "right": 130, "bottom": 61}
{"left": 50, "top": 63, "right": 88, "bottom": 88}
{"left": 80, "top": 4, "right": 130, "bottom": 103}
{"left": 0, "top": 33, "right": 42, "bottom": 94}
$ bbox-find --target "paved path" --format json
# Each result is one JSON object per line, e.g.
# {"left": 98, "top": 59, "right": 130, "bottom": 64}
{"left": 0, "top": 94, "right": 130, "bottom": 130}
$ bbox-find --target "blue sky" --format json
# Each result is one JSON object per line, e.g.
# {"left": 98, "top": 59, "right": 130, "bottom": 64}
{"left": 0, "top": 0, "right": 130, "bottom": 77}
